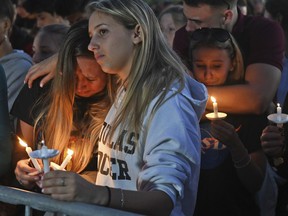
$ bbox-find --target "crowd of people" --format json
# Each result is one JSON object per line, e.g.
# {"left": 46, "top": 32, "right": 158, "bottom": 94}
{"left": 0, "top": 0, "right": 288, "bottom": 216}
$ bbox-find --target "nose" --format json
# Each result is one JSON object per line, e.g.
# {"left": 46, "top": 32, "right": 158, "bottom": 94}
{"left": 88, "top": 37, "right": 99, "bottom": 52}
{"left": 76, "top": 78, "right": 88, "bottom": 94}
{"left": 203, "top": 68, "right": 213, "bottom": 79}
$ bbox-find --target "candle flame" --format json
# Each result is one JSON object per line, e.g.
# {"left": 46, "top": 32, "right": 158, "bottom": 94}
{"left": 211, "top": 96, "right": 216, "bottom": 103}
{"left": 277, "top": 103, "right": 280, "bottom": 107}
{"left": 67, "top": 149, "right": 74, "bottom": 156}
{"left": 18, "top": 137, "right": 28, "bottom": 147}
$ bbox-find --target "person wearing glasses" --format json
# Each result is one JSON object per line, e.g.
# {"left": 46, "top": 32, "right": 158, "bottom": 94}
{"left": 189, "top": 28, "right": 268, "bottom": 216}
{"left": 174, "top": 0, "right": 285, "bottom": 116}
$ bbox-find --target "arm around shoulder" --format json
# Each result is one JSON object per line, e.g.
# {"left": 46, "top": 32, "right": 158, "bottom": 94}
{"left": 207, "top": 63, "right": 281, "bottom": 114}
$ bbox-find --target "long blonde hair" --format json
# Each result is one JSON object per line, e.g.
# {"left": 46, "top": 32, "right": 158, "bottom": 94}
{"left": 87, "top": 0, "right": 190, "bottom": 142}
{"left": 34, "top": 20, "right": 116, "bottom": 173}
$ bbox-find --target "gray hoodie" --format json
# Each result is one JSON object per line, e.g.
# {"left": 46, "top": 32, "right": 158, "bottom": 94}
{"left": 0, "top": 49, "right": 33, "bottom": 130}
{"left": 97, "top": 75, "right": 208, "bottom": 216}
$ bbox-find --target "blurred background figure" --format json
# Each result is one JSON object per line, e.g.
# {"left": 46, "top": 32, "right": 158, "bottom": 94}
{"left": 10, "top": 0, "right": 35, "bottom": 56}
{"left": 238, "top": 0, "right": 248, "bottom": 15}
{"left": 0, "top": 0, "right": 33, "bottom": 131}
{"left": 261, "top": 1, "right": 288, "bottom": 215}
{"left": 53, "top": 0, "right": 90, "bottom": 25}
{"left": 264, "top": 0, "right": 288, "bottom": 106}
{"left": 32, "top": 24, "right": 69, "bottom": 63}
{"left": 247, "top": 0, "right": 265, "bottom": 16}
{"left": 22, "top": 0, "right": 69, "bottom": 28}
{"left": 158, "top": 4, "right": 186, "bottom": 48}
{"left": 149, "top": 0, "right": 174, "bottom": 16}
{"left": 0, "top": 64, "right": 12, "bottom": 181}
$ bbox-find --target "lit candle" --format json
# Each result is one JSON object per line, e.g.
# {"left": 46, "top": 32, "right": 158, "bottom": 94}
{"left": 277, "top": 103, "right": 282, "bottom": 121}
{"left": 59, "top": 149, "right": 74, "bottom": 170}
{"left": 18, "top": 137, "right": 42, "bottom": 172}
{"left": 277, "top": 103, "right": 282, "bottom": 114}
{"left": 50, "top": 162, "right": 64, "bottom": 171}
{"left": 211, "top": 96, "right": 218, "bottom": 118}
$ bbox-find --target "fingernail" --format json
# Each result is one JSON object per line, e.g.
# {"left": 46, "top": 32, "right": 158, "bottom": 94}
{"left": 41, "top": 189, "right": 45, "bottom": 193}
{"left": 40, "top": 83, "right": 43, "bottom": 88}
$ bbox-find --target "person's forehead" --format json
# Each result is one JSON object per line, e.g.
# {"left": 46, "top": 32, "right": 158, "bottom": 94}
{"left": 160, "top": 13, "right": 174, "bottom": 25}
{"left": 183, "top": 3, "right": 218, "bottom": 19}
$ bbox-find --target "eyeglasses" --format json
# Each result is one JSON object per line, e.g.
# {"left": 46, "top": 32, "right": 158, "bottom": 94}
{"left": 190, "top": 28, "right": 231, "bottom": 43}
{"left": 189, "top": 28, "right": 236, "bottom": 61}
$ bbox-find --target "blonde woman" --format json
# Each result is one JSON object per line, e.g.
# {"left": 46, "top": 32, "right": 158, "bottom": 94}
{"left": 14, "top": 20, "right": 116, "bottom": 187}
{"left": 40, "top": 0, "right": 207, "bottom": 215}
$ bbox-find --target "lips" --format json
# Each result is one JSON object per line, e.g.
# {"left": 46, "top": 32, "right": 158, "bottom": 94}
{"left": 203, "top": 82, "right": 216, "bottom": 86}
{"left": 94, "top": 53, "right": 104, "bottom": 62}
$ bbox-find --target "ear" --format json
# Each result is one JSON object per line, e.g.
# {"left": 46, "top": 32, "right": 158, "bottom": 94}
{"left": 132, "top": 24, "right": 142, "bottom": 45}
{"left": 2, "top": 18, "right": 12, "bottom": 35}
{"left": 223, "top": 10, "right": 233, "bottom": 25}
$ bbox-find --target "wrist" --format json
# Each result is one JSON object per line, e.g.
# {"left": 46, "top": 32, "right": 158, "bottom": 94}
{"left": 232, "top": 150, "right": 251, "bottom": 169}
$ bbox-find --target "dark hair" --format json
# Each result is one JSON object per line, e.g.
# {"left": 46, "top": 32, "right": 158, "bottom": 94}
{"left": 40, "top": 23, "right": 69, "bottom": 36}
{"left": 265, "top": 0, "right": 288, "bottom": 32}
{"left": 0, "top": 0, "right": 15, "bottom": 23}
{"left": 183, "top": 0, "right": 237, "bottom": 9}
{"left": 23, "top": 0, "right": 56, "bottom": 15}
{"left": 54, "top": 0, "right": 90, "bottom": 17}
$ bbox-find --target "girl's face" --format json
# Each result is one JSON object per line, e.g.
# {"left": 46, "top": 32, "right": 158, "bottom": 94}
{"left": 36, "top": 12, "right": 68, "bottom": 28}
{"left": 75, "top": 56, "right": 107, "bottom": 98}
{"left": 192, "top": 47, "right": 233, "bottom": 86}
{"left": 32, "top": 32, "right": 59, "bottom": 63}
{"left": 159, "top": 13, "right": 177, "bottom": 48}
{"left": 88, "top": 11, "right": 140, "bottom": 81}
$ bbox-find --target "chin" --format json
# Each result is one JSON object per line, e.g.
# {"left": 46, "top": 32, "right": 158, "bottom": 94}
{"left": 76, "top": 93, "right": 92, "bottom": 98}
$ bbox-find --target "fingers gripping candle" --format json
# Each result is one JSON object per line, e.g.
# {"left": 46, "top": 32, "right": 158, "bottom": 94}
{"left": 18, "top": 137, "right": 42, "bottom": 172}
{"left": 59, "top": 149, "right": 74, "bottom": 170}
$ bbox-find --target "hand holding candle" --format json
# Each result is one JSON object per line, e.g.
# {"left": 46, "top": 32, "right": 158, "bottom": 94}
{"left": 267, "top": 103, "right": 288, "bottom": 128}
{"left": 18, "top": 137, "right": 42, "bottom": 172}
{"left": 29, "top": 142, "right": 59, "bottom": 174}
{"left": 59, "top": 149, "right": 74, "bottom": 170}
